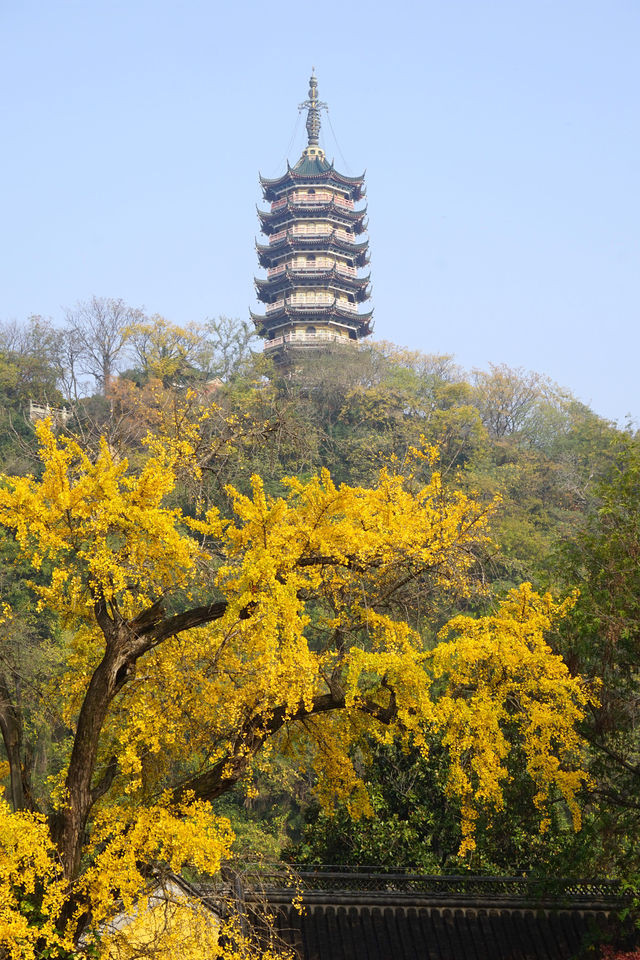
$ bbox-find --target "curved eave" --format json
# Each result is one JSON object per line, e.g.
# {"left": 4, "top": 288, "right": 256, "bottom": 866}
{"left": 255, "top": 269, "right": 371, "bottom": 295}
{"left": 291, "top": 268, "right": 371, "bottom": 288}
{"left": 269, "top": 200, "right": 368, "bottom": 221}
{"left": 257, "top": 204, "right": 367, "bottom": 231}
{"left": 252, "top": 303, "right": 374, "bottom": 329}
{"left": 335, "top": 304, "right": 373, "bottom": 323}
{"left": 256, "top": 243, "right": 370, "bottom": 270}
{"left": 256, "top": 232, "right": 369, "bottom": 256}
{"left": 255, "top": 293, "right": 371, "bottom": 308}
{"left": 260, "top": 164, "right": 366, "bottom": 202}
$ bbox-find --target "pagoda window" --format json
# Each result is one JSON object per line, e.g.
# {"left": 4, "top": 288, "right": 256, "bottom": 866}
{"left": 296, "top": 222, "right": 329, "bottom": 236}
{"left": 291, "top": 291, "right": 332, "bottom": 305}
{"left": 306, "top": 326, "right": 316, "bottom": 337}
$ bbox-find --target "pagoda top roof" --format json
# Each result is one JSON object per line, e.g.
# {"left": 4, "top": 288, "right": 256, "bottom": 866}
{"left": 260, "top": 158, "right": 366, "bottom": 192}
{"left": 292, "top": 149, "right": 333, "bottom": 177}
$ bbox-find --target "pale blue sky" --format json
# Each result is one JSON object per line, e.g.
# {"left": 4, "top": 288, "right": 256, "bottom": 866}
{"left": 1, "top": 1, "right": 638, "bottom": 423}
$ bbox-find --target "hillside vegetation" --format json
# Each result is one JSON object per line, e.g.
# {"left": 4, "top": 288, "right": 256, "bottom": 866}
{"left": 0, "top": 303, "right": 638, "bottom": 956}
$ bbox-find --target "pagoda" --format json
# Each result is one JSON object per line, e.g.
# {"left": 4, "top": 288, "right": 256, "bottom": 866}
{"left": 252, "top": 72, "right": 373, "bottom": 356}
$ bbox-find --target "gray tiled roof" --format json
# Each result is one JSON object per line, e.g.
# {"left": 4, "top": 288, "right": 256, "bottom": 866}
{"left": 231, "top": 872, "right": 639, "bottom": 960}
{"left": 269, "top": 901, "right": 630, "bottom": 960}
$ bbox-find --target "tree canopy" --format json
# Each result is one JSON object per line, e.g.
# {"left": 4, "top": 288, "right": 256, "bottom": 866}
{"left": 0, "top": 413, "right": 593, "bottom": 958}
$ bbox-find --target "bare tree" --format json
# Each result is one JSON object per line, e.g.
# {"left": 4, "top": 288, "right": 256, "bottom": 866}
{"left": 472, "top": 363, "right": 548, "bottom": 439}
{"left": 0, "top": 315, "right": 65, "bottom": 405}
{"left": 65, "top": 296, "right": 144, "bottom": 393}
{"left": 203, "top": 315, "right": 260, "bottom": 381}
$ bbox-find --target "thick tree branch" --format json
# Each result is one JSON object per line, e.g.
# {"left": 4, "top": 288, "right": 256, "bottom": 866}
{"left": 173, "top": 691, "right": 347, "bottom": 804}
{"left": 52, "top": 639, "right": 133, "bottom": 878}
{"left": 92, "top": 589, "right": 114, "bottom": 639}
{"left": 90, "top": 755, "right": 119, "bottom": 804}
{"left": 0, "top": 670, "right": 28, "bottom": 811}
{"left": 139, "top": 600, "right": 229, "bottom": 647}
{"left": 172, "top": 685, "right": 399, "bottom": 806}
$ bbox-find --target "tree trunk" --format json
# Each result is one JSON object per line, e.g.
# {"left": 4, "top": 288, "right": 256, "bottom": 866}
{"left": 0, "top": 672, "right": 29, "bottom": 811}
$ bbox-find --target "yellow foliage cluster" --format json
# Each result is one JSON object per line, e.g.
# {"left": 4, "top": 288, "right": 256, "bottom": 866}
{"left": 431, "top": 584, "right": 592, "bottom": 853}
{"left": 0, "top": 798, "right": 72, "bottom": 959}
{"left": 79, "top": 798, "right": 233, "bottom": 926}
{"left": 0, "top": 796, "right": 235, "bottom": 959}
{"left": 0, "top": 421, "right": 210, "bottom": 623}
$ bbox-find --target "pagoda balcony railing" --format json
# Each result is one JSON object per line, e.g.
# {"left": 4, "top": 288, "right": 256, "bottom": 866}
{"left": 291, "top": 226, "right": 333, "bottom": 237}
{"left": 266, "top": 299, "right": 286, "bottom": 314}
{"left": 266, "top": 263, "right": 357, "bottom": 279}
{"left": 289, "top": 227, "right": 356, "bottom": 242}
{"left": 287, "top": 294, "right": 359, "bottom": 309}
{"left": 269, "top": 227, "right": 338, "bottom": 242}
{"left": 288, "top": 296, "right": 335, "bottom": 308}
{"left": 271, "top": 198, "right": 357, "bottom": 213}
{"left": 267, "top": 229, "right": 364, "bottom": 248}
{"left": 293, "top": 193, "right": 354, "bottom": 208}
{"left": 264, "top": 330, "right": 359, "bottom": 350}
{"left": 271, "top": 192, "right": 354, "bottom": 209}
{"left": 272, "top": 193, "right": 334, "bottom": 209}
{"left": 298, "top": 265, "right": 357, "bottom": 278}
{"left": 264, "top": 298, "right": 360, "bottom": 317}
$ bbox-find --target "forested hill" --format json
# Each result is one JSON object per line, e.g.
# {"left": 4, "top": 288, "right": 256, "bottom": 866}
{"left": 0, "top": 307, "right": 620, "bottom": 597}
{"left": 1, "top": 303, "right": 639, "bottom": 914}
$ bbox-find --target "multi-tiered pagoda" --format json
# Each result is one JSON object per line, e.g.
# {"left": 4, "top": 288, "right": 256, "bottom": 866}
{"left": 252, "top": 72, "right": 373, "bottom": 356}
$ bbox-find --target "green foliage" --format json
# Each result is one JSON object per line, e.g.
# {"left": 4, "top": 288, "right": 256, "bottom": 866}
{"left": 0, "top": 317, "right": 65, "bottom": 408}
{"left": 289, "top": 739, "right": 598, "bottom": 877}
{"left": 552, "top": 434, "right": 640, "bottom": 875}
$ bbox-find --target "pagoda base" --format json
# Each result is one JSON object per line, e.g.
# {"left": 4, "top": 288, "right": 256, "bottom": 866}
{"left": 263, "top": 330, "right": 363, "bottom": 363}
{"left": 263, "top": 329, "right": 360, "bottom": 352}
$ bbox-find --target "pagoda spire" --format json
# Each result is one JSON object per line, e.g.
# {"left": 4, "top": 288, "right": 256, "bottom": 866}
{"left": 299, "top": 69, "right": 327, "bottom": 148}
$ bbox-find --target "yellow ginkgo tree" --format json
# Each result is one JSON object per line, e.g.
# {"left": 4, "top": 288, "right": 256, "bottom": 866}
{"left": 0, "top": 421, "right": 591, "bottom": 958}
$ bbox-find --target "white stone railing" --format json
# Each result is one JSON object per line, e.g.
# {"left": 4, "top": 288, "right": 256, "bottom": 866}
{"left": 28, "top": 400, "right": 71, "bottom": 426}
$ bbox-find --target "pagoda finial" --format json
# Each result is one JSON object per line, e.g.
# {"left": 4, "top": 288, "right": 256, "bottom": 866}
{"left": 299, "top": 69, "right": 327, "bottom": 147}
